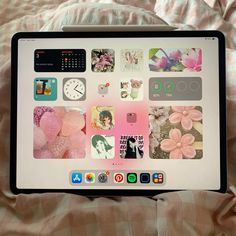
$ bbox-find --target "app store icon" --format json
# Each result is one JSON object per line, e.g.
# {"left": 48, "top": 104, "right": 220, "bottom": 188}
{"left": 71, "top": 171, "right": 82, "bottom": 184}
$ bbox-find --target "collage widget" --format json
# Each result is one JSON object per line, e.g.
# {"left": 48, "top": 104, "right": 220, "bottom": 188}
{"left": 33, "top": 48, "right": 203, "bottom": 160}
{"left": 120, "top": 79, "right": 143, "bottom": 101}
{"left": 33, "top": 48, "right": 202, "bottom": 102}
{"left": 34, "top": 48, "right": 202, "bottom": 73}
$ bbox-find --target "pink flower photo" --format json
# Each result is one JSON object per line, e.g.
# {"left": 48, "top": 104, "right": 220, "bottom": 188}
{"left": 149, "top": 106, "right": 202, "bottom": 159}
{"left": 149, "top": 48, "right": 202, "bottom": 72}
{"left": 91, "top": 49, "right": 115, "bottom": 72}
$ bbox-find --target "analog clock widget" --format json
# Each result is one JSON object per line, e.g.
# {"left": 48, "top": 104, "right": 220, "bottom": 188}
{"left": 63, "top": 78, "right": 86, "bottom": 101}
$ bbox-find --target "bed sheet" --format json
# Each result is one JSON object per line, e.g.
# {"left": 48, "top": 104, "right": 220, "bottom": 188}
{"left": 0, "top": 0, "right": 236, "bottom": 235}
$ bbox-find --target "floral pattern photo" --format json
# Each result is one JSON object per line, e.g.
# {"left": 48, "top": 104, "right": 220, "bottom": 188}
{"left": 149, "top": 106, "right": 203, "bottom": 159}
{"left": 148, "top": 48, "right": 202, "bottom": 72}
{"left": 33, "top": 106, "right": 86, "bottom": 159}
{"left": 120, "top": 49, "right": 143, "bottom": 71}
{"left": 91, "top": 49, "right": 115, "bottom": 72}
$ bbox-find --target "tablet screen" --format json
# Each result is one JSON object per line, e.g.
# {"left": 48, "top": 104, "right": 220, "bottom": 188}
{"left": 11, "top": 32, "right": 226, "bottom": 194}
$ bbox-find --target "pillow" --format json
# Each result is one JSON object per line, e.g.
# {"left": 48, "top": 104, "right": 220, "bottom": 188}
{"left": 40, "top": 2, "right": 168, "bottom": 31}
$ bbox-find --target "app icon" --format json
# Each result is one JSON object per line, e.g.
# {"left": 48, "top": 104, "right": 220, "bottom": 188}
{"left": 153, "top": 173, "right": 164, "bottom": 184}
{"left": 114, "top": 173, "right": 124, "bottom": 183}
{"left": 127, "top": 173, "right": 137, "bottom": 183}
{"left": 126, "top": 113, "right": 137, "bottom": 123}
{"left": 85, "top": 173, "right": 95, "bottom": 183}
{"left": 140, "top": 173, "right": 150, "bottom": 184}
{"left": 34, "top": 78, "right": 57, "bottom": 101}
{"left": 98, "top": 83, "right": 110, "bottom": 95}
{"left": 71, "top": 172, "right": 82, "bottom": 184}
{"left": 98, "top": 172, "right": 108, "bottom": 183}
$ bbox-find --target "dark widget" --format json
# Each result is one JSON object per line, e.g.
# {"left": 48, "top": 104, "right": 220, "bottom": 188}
{"left": 34, "top": 49, "right": 86, "bottom": 72}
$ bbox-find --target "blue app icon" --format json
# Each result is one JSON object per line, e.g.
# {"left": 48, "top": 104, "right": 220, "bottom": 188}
{"left": 71, "top": 172, "right": 82, "bottom": 184}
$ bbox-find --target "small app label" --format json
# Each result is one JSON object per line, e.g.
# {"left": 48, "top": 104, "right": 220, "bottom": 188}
{"left": 153, "top": 173, "right": 164, "bottom": 184}
{"left": 71, "top": 172, "right": 82, "bottom": 184}
{"left": 140, "top": 173, "right": 150, "bottom": 184}
{"left": 85, "top": 173, "right": 95, "bottom": 183}
{"left": 114, "top": 173, "right": 124, "bottom": 183}
{"left": 127, "top": 173, "right": 137, "bottom": 183}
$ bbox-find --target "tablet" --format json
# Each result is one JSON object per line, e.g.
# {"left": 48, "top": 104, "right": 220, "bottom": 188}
{"left": 11, "top": 31, "right": 227, "bottom": 195}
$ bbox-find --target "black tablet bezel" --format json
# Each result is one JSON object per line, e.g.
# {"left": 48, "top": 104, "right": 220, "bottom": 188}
{"left": 10, "top": 31, "right": 227, "bottom": 195}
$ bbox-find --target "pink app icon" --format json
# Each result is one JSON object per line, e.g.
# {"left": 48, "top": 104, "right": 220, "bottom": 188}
{"left": 126, "top": 113, "right": 137, "bottom": 123}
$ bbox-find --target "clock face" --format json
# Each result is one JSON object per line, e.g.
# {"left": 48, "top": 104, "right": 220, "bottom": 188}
{"left": 63, "top": 78, "right": 86, "bottom": 101}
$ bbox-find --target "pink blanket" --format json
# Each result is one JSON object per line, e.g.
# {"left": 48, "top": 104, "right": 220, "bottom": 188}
{"left": 0, "top": 0, "right": 235, "bottom": 235}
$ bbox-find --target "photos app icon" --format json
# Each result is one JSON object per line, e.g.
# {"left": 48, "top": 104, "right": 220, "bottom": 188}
{"left": 85, "top": 173, "right": 95, "bottom": 183}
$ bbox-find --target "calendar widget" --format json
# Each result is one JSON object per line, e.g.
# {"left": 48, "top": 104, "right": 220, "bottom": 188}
{"left": 34, "top": 49, "right": 86, "bottom": 72}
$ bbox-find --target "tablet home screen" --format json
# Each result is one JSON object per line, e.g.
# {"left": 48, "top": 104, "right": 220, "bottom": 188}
{"left": 16, "top": 36, "right": 221, "bottom": 190}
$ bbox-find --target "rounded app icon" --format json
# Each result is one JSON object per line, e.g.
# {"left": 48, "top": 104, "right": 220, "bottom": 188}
{"left": 127, "top": 173, "right": 137, "bottom": 183}
{"left": 153, "top": 173, "right": 164, "bottom": 184}
{"left": 98, "top": 172, "right": 108, "bottom": 183}
{"left": 71, "top": 172, "right": 82, "bottom": 184}
{"left": 85, "top": 173, "right": 95, "bottom": 183}
{"left": 114, "top": 173, "right": 124, "bottom": 183}
{"left": 140, "top": 173, "right": 150, "bottom": 184}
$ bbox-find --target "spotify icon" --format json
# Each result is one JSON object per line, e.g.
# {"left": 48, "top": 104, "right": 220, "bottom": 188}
{"left": 127, "top": 173, "right": 137, "bottom": 183}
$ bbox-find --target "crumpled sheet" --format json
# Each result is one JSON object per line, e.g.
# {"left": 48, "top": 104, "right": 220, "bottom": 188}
{"left": 0, "top": 0, "right": 236, "bottom": 235}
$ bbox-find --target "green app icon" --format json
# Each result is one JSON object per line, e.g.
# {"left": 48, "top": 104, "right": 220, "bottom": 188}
{"left": 127, "top": 173, "right": 137, "bottom": 183}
